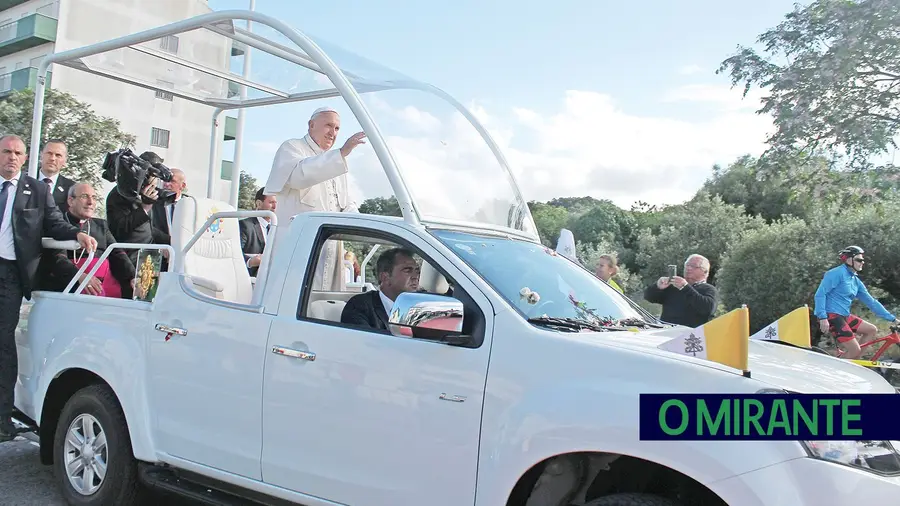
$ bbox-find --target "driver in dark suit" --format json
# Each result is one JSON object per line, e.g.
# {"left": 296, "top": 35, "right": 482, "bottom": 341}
{"left": 341, "top": 247, "right": 420, "bottom": 331}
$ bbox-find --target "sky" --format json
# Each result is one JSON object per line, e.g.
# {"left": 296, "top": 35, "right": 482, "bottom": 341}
{"left": 206, "top": 0, "right": 802, "bottom": 213}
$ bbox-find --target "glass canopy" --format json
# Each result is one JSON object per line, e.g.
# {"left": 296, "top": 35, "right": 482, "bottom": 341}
{"left": 30, "top": 10, "right": 539, "bottom": 240}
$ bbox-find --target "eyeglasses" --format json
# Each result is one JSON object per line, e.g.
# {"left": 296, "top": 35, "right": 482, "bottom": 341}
{"left": 853, "top": 257, "right": 865, "bottom": 263}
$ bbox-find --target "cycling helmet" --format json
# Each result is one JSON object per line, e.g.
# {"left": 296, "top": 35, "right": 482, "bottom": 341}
{"left": 839, "top": 245, "right": 865, "bottom": 260}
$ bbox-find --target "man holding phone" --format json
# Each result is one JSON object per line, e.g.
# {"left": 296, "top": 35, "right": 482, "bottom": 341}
{"left": 644, "top": 254, "right": 718, "bottom": 328}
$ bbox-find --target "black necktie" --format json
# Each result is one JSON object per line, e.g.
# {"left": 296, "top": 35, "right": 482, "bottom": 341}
{"left": 43, "top": 177, "right": 52, "bottom": 190}
{"left": 0, "top": 181, "right": 10, "bottom": 228}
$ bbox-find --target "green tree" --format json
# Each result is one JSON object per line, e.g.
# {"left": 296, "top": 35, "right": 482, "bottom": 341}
{"left": 528, "top": 201, "right": 569, "bottom": 246}
{"left": 718, "top": 0, "right": 900, "bottom": 167}
{"left": 716, "top": 217, "right": 829, "bottom": 333}
{"left": 359, "top": 196, "right": 402, "bottom": 217}
{"left": 635, "top": 195, "right": 766, "bottom": 287}
{"left": 0, "top": 88, "right": 135, "bottom": 187}
{"left": 237, "top": 170, "right": 259, "bottom": 210}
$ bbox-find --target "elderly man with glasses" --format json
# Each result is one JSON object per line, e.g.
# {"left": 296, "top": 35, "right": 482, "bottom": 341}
{"left": 39, "top": 182, "right": 136, "bottom": 299}
{"left": 643, "top": 253, "right": 718, "bottom": 328}
{"left": 814, "top": 245, "right": 900, "bottom": 359}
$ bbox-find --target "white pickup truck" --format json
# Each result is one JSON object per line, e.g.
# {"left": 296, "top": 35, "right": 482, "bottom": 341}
{"left": 12, "top": 194, "right": 900, "bottom": 506}
{"left": 11, "top": 9, "right": 900, "bottom": 506}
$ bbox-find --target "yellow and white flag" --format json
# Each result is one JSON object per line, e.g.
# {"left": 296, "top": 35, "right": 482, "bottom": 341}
{"left": 749, "top": 306, "right": 811, "bottom": 348}
{"left": 658, "top": 306, "right": 750, "bottom": 372}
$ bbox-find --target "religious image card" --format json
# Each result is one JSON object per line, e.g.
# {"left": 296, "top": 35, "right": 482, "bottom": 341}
{"left": 133, "top": 249, "right": 163, "bottom": 302}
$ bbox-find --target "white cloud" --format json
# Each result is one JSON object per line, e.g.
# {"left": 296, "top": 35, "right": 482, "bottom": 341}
{"left": 244, "top": 83, "right": 774, "bottom": 223}
{"left": 678, "top": 64, "right": 705, "bottom": 76}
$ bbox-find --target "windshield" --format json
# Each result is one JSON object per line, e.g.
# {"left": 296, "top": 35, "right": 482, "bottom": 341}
{"left": 431, "top": 229, "right": 648, "bottom": 326}
{"left": 308, "top": 36, "right": 539, "bottom": 238}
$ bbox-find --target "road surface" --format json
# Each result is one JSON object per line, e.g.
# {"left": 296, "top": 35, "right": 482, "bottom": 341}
{"left": 0, "top": 432, "right": 195, "bottom": 506}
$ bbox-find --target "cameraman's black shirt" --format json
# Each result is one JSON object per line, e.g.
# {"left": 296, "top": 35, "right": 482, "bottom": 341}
{"left": 106, "top": 189, "right": 169, "bottom": 264}
{"left": 644, "top": 281, "right": 718, "bottom": 328}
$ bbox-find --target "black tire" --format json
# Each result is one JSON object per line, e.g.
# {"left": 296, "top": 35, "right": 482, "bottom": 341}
{"left": 52, "top": 383, "right": 145, "bottom": 505}
{"left": 586, "top": 492, "right": 680, "bottom": 506}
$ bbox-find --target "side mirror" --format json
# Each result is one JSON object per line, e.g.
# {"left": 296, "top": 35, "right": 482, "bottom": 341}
{"left": 388, "top": 292, "right": 470, "bottom": 345}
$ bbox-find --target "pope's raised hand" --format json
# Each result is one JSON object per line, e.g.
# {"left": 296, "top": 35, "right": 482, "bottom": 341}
{"left": 340, "top": 131, "right": 367, "bottom": 158}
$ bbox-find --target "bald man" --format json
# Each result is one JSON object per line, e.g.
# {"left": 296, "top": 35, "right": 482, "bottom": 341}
{"left": 263, "top": 106, "right": 367, "bottom": 291}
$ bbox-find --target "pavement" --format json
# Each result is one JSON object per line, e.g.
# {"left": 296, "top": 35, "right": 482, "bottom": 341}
{"left": 0, "top": 431, "right": 195, "bottom": 506}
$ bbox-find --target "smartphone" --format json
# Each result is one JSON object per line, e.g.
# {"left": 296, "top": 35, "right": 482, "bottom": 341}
{"left": 667, "top": 264, "right": 677, "bottom": 279}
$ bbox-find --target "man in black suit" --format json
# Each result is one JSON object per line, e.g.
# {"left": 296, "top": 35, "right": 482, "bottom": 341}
{"left": 340, "top": 247, "right": 420, "bottom": 331}
{"left": 39, "top": 183, "right": 136, "bottom": 299}
{"left": 0, "top": 135, "right": 96, "bottom": 442}
{"left": 239, "top": 187, "right": 277, "bottom": 276}
{"left": 37, "top": 139, "right": 75, "bottom": 213}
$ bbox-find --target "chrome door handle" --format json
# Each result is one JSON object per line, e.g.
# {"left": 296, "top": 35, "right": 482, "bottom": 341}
{"left": 155, "top": 324, "right": 187, "bottom": 336}
{"left": 272, "top": 345, "right": 316, "bottom": 362}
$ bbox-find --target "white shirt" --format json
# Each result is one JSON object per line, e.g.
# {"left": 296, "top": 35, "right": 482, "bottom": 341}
{"left": 379, "top": 290, "right": 394, "bottom": 318}
{"left": 39, "top": 170, "right": 58, "bottom": 188}
{"left": 257, "top": 217, "right": 269, "bottom": 244}
{"left": 0, "top": 175, "right": 19, "bottom": 260}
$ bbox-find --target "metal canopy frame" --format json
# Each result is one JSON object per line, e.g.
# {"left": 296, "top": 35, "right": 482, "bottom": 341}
{"left": 26, "top": 9, "right": 539, "bottom": 241}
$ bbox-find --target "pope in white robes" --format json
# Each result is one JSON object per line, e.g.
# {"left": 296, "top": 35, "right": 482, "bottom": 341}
{"left": 263, "top": 106, "right": 367, "bottom": 291}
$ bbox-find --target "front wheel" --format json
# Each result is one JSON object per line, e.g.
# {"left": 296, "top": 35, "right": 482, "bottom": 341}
{"left": 53, "top": 383, "right": 145, "bottom": 505}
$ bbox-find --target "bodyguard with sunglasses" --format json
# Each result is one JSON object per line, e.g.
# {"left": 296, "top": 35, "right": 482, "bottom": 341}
{"left": 813, "top": 245, "right": 900, "bottom": 359}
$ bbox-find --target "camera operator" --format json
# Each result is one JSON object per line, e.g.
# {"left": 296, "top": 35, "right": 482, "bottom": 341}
{"left": 105, "top": 151, "right": 172, "bottom": 266}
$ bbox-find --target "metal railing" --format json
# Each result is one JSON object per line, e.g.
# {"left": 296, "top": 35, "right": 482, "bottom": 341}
{"left": 43, "top": 238, "right": 175, "bottom": 296}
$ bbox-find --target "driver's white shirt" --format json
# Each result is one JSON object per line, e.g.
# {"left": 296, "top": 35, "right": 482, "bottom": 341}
{"left": 379, "top": 290, "right": 393, "bottom": 317}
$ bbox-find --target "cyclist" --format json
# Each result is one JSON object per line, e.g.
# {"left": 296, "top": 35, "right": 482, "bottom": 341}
{"left": 813, "top": 245, "right": 900, "bottom": 359}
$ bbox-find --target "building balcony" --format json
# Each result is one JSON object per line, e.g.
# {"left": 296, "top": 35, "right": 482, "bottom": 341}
{"left": 221, "top": 160, "right": 234, "bottom": 181}
{"left": 0, "top": 66, "right": 51, "bottom": 98}
{"left": 0, "top": 13, "right": 58, "bottom": 58}
{"left": 0, "top": 0, "right": 29, "bottom": 10}
{"left": 224, "top": 115, "right": 237, "bottom": 141}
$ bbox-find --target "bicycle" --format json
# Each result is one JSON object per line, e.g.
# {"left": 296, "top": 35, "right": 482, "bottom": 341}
{"left": 814, "top": 324, "right": 900, "bottom": 387}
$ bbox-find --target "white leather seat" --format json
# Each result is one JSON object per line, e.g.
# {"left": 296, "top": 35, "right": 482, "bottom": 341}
{"left": 308, "top": 299, "right": 346, "bottom": 322}
{"left": 170, "top": 196, "right": 253, "bottom": 305}
{"left": 419, "top": 262, "right": 449, "bottom": 294}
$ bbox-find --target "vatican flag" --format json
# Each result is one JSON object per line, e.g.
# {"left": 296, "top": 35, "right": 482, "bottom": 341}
{"left": 556, "top": 228, "right": 577, "bottom": 262}
{"left": 658, "top": 306, "right": 750, "bottom": 373}
{"left": 749, "top": 306, "right": 811, "bottom": 348}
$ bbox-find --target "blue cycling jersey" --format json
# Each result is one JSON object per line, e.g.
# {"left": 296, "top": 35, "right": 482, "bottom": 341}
{"left": 813, "top": 264, "right": 896, "bottom": 321}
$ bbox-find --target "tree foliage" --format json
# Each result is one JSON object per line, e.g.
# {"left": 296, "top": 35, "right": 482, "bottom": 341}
{"left": 718, "top": 0, "right": 900, "bottom": 167}
{"left": 238, "top": 170, "right": 259, "bottom": 210}
{"left": 359, "top": 196, "right": 402, "bottom": 217}
{"left": 635, "top": 195, "right": 766, "bottom": 286}
{"left": 0, "top": 89, "right": 135, "bottom": 187}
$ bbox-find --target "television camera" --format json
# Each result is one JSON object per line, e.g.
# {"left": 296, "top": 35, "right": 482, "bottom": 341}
{"left": 101, "top": 148, "right": 177, "bottom": 206}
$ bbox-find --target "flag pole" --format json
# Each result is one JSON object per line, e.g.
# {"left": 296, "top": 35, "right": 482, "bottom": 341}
{"left": 741, "top": 304, "right": 751, "bottom": 378}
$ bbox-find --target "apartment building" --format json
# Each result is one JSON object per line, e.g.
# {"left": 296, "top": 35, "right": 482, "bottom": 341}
{"left": 0, "top": 0, "right": 244, "bottom": 201}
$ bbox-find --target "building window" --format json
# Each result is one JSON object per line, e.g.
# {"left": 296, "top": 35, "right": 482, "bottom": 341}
{"left": 29, "top": 55, "right": 47, "bottom": 68}
{"left": 150, "top": 127, "right": 170, "bottom": 148}
{"left": 160, "top": 35, "right": 179, "bottom": 54}
{"left": 155, "top": 80, "right": 174, "bottom": 101}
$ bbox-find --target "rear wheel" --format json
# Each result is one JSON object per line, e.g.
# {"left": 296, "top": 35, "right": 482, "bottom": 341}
{"left": 52, "top": 383, "right": 146, "bottom": 505}
{"left": 585, "top": 493, "right": 680, "bottom": 505}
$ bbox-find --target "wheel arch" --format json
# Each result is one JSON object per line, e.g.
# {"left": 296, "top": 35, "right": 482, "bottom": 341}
{"left": 38, "top": 368, "right": 132, "bottom": 465}
{"left": 505, "top": 451, "right": 729, "bottom": 506}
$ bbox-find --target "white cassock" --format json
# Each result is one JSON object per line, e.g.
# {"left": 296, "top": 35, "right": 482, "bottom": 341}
{"left": 264, "top": 133, "right": 358, "bottom": 292}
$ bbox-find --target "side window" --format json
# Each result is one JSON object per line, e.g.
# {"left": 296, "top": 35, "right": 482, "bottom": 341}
{"left": 296, "top": 227, "right": 483, "bottom": 346}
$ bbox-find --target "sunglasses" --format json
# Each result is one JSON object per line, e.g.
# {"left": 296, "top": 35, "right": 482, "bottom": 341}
{"left": 853, "top": 257, "right": 865, "bottom": 263}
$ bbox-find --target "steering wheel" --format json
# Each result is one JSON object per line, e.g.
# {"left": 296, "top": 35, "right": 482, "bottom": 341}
{"left": 527, "top": 299, "right": 561, "bottom": 318}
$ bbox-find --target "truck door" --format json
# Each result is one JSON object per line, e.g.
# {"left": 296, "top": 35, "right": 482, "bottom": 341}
{"left": 260, "top": 219, "right": 494, "bottom": 506}
{"left": 147, "top": 267, "right": 270, "bottom": 480}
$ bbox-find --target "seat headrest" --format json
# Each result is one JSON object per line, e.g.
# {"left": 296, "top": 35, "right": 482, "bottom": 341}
{"left": 419, "top": 261, "right": 449, "bottom": 294}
